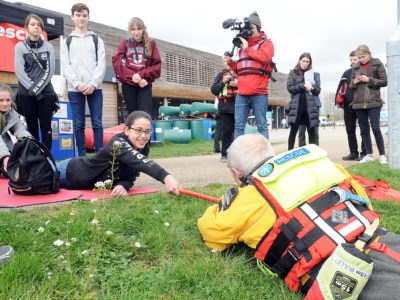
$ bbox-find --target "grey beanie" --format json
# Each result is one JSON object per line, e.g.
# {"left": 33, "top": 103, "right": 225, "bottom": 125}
{"left": 249, "top": 11, "right": 261, "bottom": 28}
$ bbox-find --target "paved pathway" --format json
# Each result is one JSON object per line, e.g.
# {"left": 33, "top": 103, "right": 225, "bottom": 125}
{"left": 135, "top": 126, "right": 389, "bottom": 191}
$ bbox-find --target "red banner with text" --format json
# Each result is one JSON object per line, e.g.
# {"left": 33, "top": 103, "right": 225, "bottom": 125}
{"left": 0, "top": 22, "right": 48, "bottom": 72}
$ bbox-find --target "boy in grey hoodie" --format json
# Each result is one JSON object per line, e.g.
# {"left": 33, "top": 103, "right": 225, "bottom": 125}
{"left": 61, "top": 3, "right": 106, "bottom": 156}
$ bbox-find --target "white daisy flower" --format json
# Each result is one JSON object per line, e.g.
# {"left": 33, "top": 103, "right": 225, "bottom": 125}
{"left": 47, "top": 272, "right": 53, "bottom": 276}
{"left": 135, "top": 242, "right": 141, "bottom": 248}
{"left": 53, "top": 240, "right": 64, "bottom": 247}
{"left": 211, "top": 249, "right": 218, "bottom": 253}
{"left": 90, "top": 198, "right": 98, "bottom": 202}
{"left": 81, "top": 250, "right": 89, "bottom": 255}
{"left": 45, "top": 220, "right": 51, "bottom": 225}
{"left": 93, "top": 209, "right": 97, "bottom": 213}
{"left": 65, "top": 242, "right": 71, "bottom": 247}
{"left": 71, "top": 237, "right": 77, "bottom": 242}
{"left": 57, "top": 255, "right": 64, "bottom": 260}
{"left": 94, "top": 182, "right": 105, "bottom": 189}
{"left": 89, "top": 219, "right": 99, "bottom": 225}
{"left": 70, "top": 212, "right": 76, "bottom": 216}
{"left": 66, "top": 220, "right": 72, "bottom": 224}
{"left": 164, "top": 222, "right": 170, "bottom": 227}
{"left": 106, "top": 231, "right": 113, "bottom": 235}
{"left": 38, "top": 227, "right": 44, "bottom": 232}
{"left": 89, "top": 274, "right": 94, "bottom": 278}
{"left": 154, "top": 210, "right": 159, "bottom": 214}
{"left": 113, "top": 141, "right": 122, "bottom": 149}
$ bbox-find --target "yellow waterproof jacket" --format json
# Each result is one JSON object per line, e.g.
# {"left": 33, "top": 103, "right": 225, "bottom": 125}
{"left": 198, "top": 164, "right": 370, "bottom": 252}
{"left": 198, "top": 185, "right": 276, "bottom": 251}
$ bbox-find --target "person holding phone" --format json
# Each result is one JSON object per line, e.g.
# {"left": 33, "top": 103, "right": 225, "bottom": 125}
{"left": 350, "top": 45, "right": 387, "bottom": 164}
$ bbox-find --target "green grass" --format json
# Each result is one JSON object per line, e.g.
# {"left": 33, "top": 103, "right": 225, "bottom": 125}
{"left": 86, "top": 140, "right": 216, "bottom": 159}
{"left": 149, "top": 140, "right": 215, "bottom": 158}
{"left": 0, "top": 164, "right": 399, "bottom": 299}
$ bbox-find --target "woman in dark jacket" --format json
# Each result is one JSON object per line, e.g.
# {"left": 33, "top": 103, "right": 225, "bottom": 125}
{"left": 350, "top": 45, "right": 387, "bottom": 164}
{"left": 286, "top": 53, "right": 321, "bottom": 150}
{"left": 14, "top": 14, "right": 56, "bottom": 151}
{"left": 211, "top": 55, "right": 238, "bottom": 162}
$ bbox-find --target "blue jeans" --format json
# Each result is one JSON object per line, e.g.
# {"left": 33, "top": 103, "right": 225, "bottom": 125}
{"left": 234, "top": 94, "right": 269, "bottom": 139}
{"left": 56, "top": 158, "right": 72, "bottom": 188}
{"left": 68, "top": 90, "right": 104, "bottom": 156}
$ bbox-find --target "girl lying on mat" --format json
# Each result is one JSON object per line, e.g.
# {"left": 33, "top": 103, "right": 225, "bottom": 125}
{"left": 0, "top": 83, "right": 32, "bottom": 176}
{"left": 56, "top": 111, "right": 181, "bottom": 197}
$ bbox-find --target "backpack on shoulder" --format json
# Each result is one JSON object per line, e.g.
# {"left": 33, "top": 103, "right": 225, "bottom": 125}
{"left": 7, "top": 137, "right": 60, "bottom": 195}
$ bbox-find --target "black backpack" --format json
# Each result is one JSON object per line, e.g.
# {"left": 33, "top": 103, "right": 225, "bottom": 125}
{"left": 7, "top": 137, "right": 60, "bottom": 195}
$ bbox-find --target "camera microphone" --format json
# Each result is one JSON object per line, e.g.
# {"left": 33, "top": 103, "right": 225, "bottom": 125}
{"left": 222, "top": 18, "right": 236, "bottom": 29}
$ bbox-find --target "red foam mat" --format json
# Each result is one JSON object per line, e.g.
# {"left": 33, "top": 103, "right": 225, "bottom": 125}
{"left": 0, "top": 178, "right": 82, "bottom": 208}
{"left": 0, "top": 178, "right": 159, "bottom": 208}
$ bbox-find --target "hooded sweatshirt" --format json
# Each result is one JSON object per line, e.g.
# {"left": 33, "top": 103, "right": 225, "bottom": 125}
{"left": 112, "top": 38, "right": 161, "bottom": 86}
{"left": 60, "top": 31, "right": 106, "bottom": 92}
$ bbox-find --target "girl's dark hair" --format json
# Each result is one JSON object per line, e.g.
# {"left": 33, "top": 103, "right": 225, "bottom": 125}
{"left": 25, "top": 14, "right": 44, "bottom": 30}
{"left": 125, "top": 111, "right": 152, "bottom": 127}
{"left": 292, "top": 52, "right": 312, "bottom": 80}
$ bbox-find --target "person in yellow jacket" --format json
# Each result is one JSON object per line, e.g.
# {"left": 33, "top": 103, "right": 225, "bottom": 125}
{"left": 198, "top": 133, "right": 400, "bottom": 300}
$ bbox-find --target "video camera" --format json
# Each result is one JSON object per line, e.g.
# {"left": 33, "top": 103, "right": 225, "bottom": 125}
{"left": 222, "top": 17, "right": 253, "bottom": 56}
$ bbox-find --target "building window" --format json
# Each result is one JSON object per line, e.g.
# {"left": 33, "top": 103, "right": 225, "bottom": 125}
{"left": 165, "top": 53, "right": 178, "bottom": 83}
{"left": 178, "top": 56, "right": 198, "bottom": 85}
{"left": 165, "top": 52, "right": 216, "bottom": 87}
{"left": 199, "top": 61, "right": 215, "bottom": 87}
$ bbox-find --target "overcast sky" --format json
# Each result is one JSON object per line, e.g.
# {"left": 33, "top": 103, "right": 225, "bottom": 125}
{"left": 19, "top": 0, "right": 398, "bottom": 93}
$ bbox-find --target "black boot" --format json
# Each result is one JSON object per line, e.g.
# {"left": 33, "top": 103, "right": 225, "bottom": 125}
{"left": 342, "top": 153, "right": 359, "bottom": 161}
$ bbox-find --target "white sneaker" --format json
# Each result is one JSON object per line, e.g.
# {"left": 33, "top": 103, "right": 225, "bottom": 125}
{"left": 379, "top": 155, "right": 388, "bottom": 164}
{"left": 359, "top": 155, "right": 374, "bottom": 163}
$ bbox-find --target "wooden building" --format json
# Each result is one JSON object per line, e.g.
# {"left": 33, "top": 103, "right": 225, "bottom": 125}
{"left": 0, "top": 3, "right": 290, "bottom": 129}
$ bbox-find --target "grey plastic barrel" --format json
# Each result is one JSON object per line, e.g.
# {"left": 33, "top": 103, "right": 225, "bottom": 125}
{"left": 244, "top": 124, "right": 258, "bottom": 134}
{"left": 179, "top": 104, "right": 192, "bottom": 116}
{"left": 163, "top": 129, "right": 191, "bottom": 144}
{"left": 159, "top": 106, "right": 180, "bottom": 117}
{"left": 191, "top": 102, "right": 217, "bottom": 115}
{"left": 190, "top": 118, "right": 206, "bottom": 140}
{"left": 154, "top": 120, "right": 172, "bottom": 141}
{"left": 172, "top": 119, "right": 190, "bottom": 130}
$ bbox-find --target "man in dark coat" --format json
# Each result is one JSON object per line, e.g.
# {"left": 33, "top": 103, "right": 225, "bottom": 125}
{"left": 335, "top": 51, "right": 366, "bottom": 161}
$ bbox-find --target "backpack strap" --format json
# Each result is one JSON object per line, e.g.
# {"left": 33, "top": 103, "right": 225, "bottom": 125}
{"left": 66, "top": 34, "right": 99, "bottom": 64}
{"left": 92, "top": 34, "right": 99, "bottom": 64}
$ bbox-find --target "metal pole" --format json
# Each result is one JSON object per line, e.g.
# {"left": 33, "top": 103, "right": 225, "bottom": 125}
{"left": 386, "top": 0, "right": 400, "bottom": 169}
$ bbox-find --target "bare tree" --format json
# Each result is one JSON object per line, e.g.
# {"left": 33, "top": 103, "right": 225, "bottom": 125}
{"left": 320, "top": 90, "right": 344, "bottom": 120}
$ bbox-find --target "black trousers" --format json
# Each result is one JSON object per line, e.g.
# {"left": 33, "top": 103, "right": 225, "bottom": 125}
{"left": 122, "top": 83, "right": 153, "bottom": 116}
{"left": 344, "top": 105, "right": 366, "bottom": 155}
{"left": 355, "top": 107, "right": 385, "bottom": 155}
{"left": 220, "top": 112, "right": 235, "bottom": 155}
{"left": 214, "top": 114, "right": 222, "bottom": 151}
{"left": 294, "top": 124, "right": 319, "bottom": 149}
{"left": 289, "top": 123, "right": 318, "bottom": 150}
{"left": 18, "top": 94, "right": 53, "bottom": 150}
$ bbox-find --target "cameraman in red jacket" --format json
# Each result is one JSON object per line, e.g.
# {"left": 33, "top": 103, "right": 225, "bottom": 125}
{"left": 226, "top": 11, "right": 274, "bottom": 140}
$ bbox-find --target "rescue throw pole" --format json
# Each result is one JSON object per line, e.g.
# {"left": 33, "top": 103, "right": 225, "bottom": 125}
{"left": 179, "top": 188, "right": 220, "bottom": 203}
